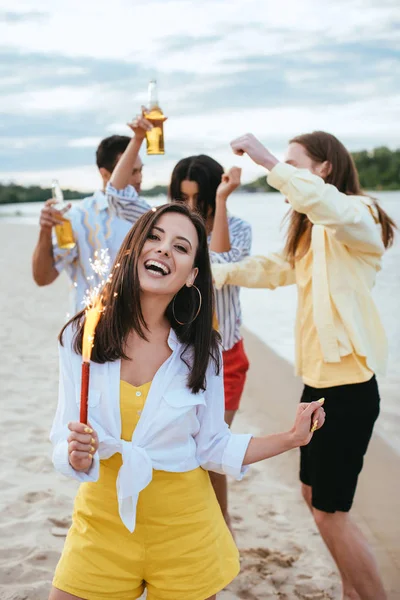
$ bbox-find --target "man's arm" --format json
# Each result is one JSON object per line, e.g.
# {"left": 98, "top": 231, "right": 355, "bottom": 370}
{"left": 110, "top": 114, "right": 152, "bottom": 190}
{"left": 32, "top": 199, "right": 67, "bottom": 286}
{"left": 32, "top": 231, "right": 59, "bottom": 286}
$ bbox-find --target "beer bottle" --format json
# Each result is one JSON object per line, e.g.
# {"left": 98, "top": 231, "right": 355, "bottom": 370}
{"left": 144, "top": 80, "right": 167, "bottom": 155}
{"left": 52, "top": 179, "right": 76, "bottom": 249}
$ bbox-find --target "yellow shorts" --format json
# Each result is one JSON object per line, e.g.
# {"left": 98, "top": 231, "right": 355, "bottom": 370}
{"left": 53, "top": 382, "right": 239, "bottom": 600}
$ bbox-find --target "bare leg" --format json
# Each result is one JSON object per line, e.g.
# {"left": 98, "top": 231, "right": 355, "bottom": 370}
{"left": 205, "top": 596, "right": 216, "bottom": 600}
{"left": 301, "top": 482, "right": 313, "bottom": 512}
{"left": 209, "top": 409, "right": 236, "bottom": 537}
{"left": 301, "top": 485, "right": 361, "bottom": 599}
{"left": 49, "top": 588, "right": 83, "bottom": 600}
{"left": 312, "top": 507, "right": 386, "bottom": 600}
{"left": 224, "top": 409, "right": 236, "bottom": 429}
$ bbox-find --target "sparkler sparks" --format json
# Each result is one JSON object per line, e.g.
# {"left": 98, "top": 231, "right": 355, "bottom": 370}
{"left": 82, "top": 248, "right": 112, "bottom": 310}
{"left": 89, "top": 249, "right": 111, "bottom": 279}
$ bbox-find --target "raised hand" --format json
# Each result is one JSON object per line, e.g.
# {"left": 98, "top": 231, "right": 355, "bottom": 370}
{"left": 127, "top": 108, "right": 154, "bottom": 142}
{"left": 230, "top": 133, "right": 279, "bottom": 170}
{"left": 216, "top": 167, "right": 242, "bottom": 201}
{"left": 67, "top": 421, "right": 99, "bottom": 472}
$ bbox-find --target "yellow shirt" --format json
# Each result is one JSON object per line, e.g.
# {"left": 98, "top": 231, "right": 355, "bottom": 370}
{"left": 296, "top": 245, "right": 372, "bottom": 387}
{"left": 212, "top": 162, "right": 387, "bottom": 386}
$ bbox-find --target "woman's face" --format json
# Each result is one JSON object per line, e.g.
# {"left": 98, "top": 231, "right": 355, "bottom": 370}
{"left": 138, "top": 212, "right": 199, "bottom": 297}
{"left": 179, "top": 180, "right": 199, "bottom": 211}
{"left": 285, "top": 142, "right": 326, "bottom": 178}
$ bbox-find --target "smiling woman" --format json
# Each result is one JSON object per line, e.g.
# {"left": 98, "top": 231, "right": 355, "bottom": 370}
{"left": 61, "top": 202, "right": 218, "bottom": 394}
{"left": 50, "top": 201, "right": 325, "bottom": 600}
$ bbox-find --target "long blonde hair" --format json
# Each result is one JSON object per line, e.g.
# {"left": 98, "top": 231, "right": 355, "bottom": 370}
{"left": 283, "top": 131, "right": 396, "bottom": 264}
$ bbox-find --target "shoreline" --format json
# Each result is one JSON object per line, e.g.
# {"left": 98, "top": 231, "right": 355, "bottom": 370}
{"left": 1, "top": 187, "right": 400, "bottom": 218}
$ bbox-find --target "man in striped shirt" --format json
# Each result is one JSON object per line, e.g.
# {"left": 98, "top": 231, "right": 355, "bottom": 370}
{"left": 107, "top": 115, "right": 252, "bottom": 534}
{"left": 32, "top": 135, "right": 151, "bottom": 314}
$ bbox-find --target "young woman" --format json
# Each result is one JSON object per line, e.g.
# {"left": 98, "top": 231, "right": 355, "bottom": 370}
{"left": 107, "top": 114, "right": 252, "bottom": 531}
{"left": 169, "top": 154, "right": 251, "bottom": 531}
{"left": 212, "top": 132, "right": 396, "bottom": 600}
{"left": 49, "top": 203, "right": 325, "bottom": 600}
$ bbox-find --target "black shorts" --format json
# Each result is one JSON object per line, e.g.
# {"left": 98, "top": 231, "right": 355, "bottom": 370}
{"left": 300, "top": 376, "right": 380, "bottom": 513}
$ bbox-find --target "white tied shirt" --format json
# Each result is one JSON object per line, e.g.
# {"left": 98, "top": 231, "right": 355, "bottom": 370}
{"left": 50, "top": 325, "right": 252, "bottom": 532}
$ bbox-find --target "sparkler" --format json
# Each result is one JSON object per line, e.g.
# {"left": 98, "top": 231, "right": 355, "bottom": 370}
{"left": 79, "top": 249, "right": 111, "bottom": 424}
{"left": 80, "top": 298, "right": 103, "bottom": 424}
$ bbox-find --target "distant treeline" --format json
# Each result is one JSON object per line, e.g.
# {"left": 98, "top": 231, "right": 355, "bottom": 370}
{"left": 0, "top": 185, "right": 88, "bottom": 205}
{"left": 0, "top": 146, "right": 399, "bottom": 205}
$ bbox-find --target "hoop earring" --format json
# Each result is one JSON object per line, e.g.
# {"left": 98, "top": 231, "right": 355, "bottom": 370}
{"left": 172, "top": 285, "right": 202, "bottom": 326}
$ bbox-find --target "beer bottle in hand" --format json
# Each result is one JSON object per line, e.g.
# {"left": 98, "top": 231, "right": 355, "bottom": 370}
{"left": 52, "top": 179, "right": 75, "bottom": 249}
{"left": 144, "top": 80, "right": 167, "bottom": 155}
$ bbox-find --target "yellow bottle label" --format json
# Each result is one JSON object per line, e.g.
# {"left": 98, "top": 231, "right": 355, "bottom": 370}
{"left": 55, "top": 218, "right": 75, "bottom": 249}
{"left": 144, "top": 107, "right": 166, "bottom": 155}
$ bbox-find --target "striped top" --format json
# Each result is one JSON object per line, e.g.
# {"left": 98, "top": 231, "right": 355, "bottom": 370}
{"left": 209, "top": 216, "right": 252, "bottom": 350}
{"left": 106, "top": 183, "right": 252, "bottom": 351}
{"left": 53, "top": 189, "right": 151, "bottom": 314}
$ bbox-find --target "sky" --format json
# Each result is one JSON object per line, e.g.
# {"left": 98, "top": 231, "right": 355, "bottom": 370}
{"left": 0, "top": 0, "right": 399, "bottom": 191}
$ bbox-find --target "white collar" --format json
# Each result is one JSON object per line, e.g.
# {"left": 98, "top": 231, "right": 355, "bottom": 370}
{"left": 167, "top": 328, "right": 179, "bottom": 349}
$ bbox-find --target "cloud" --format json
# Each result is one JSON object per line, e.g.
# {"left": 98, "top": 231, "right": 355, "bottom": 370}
{"left": 0, "top": 0, "right": 398, "bottom": 189}
{"left": 0, "top": 10, "right": 47, "bottom": 23}
{"left": 67, "top": 137, "right": 102, "bottom": 148}
{"left": 161, "top": 34, "right": 222, "bottom": 53}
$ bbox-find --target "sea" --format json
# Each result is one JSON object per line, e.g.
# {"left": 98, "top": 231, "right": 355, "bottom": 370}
{"left": 1, "top": 191, "right": 399, "bottom": 453}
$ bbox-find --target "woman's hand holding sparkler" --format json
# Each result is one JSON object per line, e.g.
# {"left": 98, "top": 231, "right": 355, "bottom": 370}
{"left": 68, "top": 421, "right": 99, "bottom": 472}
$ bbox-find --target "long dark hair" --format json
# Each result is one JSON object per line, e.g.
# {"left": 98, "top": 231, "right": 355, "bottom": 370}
{"left": 59, "top": 203, "right": 221, "bottom": 394}
{"left": 169, "top": 155, "right": 224, "bottom": 220}
{"left": 284, "top": 131, "right": 396, "bottom": 264}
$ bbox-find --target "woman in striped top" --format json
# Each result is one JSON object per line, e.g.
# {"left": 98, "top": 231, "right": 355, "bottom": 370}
{"left": 107, "top": 115, "right": 252, "bottom": 533}
{"left": 170, "top": 155, "right": 252, "bottom": 532}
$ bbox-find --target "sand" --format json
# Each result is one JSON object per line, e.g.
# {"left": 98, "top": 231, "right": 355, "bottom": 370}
{"left": 1, "top": 222, "right": 399, "bottom": 600}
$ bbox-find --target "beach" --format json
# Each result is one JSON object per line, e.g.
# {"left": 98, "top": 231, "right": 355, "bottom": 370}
{"left": 1, "top": 220, "right": 400, "bottom": 599}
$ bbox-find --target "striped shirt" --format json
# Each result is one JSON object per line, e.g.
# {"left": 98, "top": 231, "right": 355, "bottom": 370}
{"left": 209, "top": 217, "right": 252, "bottom": 350}
{"left": 53, "top": 188, "right": 151, "bottom": 314}
{"left": 107, "top": 184, "right": 252, "bottom": 351}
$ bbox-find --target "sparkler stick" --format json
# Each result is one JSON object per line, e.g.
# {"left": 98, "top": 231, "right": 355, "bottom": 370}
{"left": 79, "top": 248, "right": 114, "bottom": 423}
{"left": 80, "top": 249, "right": 111, "bottom": 423}
{"left": 80, "top": 298, "right": 103, "bottom": 424}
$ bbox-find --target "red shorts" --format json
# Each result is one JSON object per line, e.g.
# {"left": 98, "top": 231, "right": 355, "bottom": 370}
{"left": 223, "top": 339, "right": 250, "bottom": 412}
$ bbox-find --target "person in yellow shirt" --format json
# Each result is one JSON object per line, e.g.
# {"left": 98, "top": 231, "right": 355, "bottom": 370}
{"left": 212, "top": 131, "right": 396, "bottom": 600}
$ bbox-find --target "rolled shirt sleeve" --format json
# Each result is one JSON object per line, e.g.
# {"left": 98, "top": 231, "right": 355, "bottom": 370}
{"left": 209, "top": 219, "right": 252, "bottom": 265}
{"left": 195, "top": 360, "right": 252, "bottom": 479}
{"left": 50, "top": 325, "right": 100, "bottom": 483}
{"left": 267, "top": 162, "right": 384, "bottom": 255}
{"left": 212, "top": 253, "right": 295, "bottom": 291}
{"left": 106, "top": 183, "right": 152, "bottom": 222}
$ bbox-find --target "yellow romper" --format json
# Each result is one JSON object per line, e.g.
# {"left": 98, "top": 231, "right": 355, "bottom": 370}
{"left": 53, "top": 381, "right": 239, "bottom": 600}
